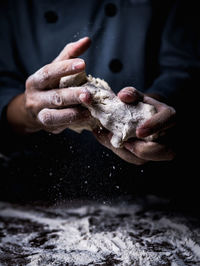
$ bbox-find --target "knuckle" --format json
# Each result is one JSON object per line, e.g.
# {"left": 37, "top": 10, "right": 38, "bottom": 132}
{"left": 164, "top": 106, "right": 176, "bottom": 125}
{"left": 133, "top": 142, "right": 152, "bottom": 158}
{"left": 41, "top": 65, "right": 50, "bottom": 82}
{"left": 26, "top": 64, "right": 51, "bottom": 90}
{"left": 168, "top": 106, "right": 176, "bottom": 116}
{"left": 38, "top": 110, "right": 53, "bottom": 126}
{"left": 165, "top": 106, "right": 176, "bottom": 118}
{"left": 24, "top": 95, "right": 35, "bottom": 112}
{"left": 52, "top": 91, "right": 63, "bottom": 106}
{"left": 133, "top": 145, "right": 145, "bottom": 158}
{"left": 67, "top": 109, "right": 78, "bottom": 123}
{"left": 170, "top": 107, "right": 176, "bottom": 118}
{"left": 26, "top": 75, "right": 34, "bottom": 89}
{"left": 24, "top": 97, "right": 31, "bottom": 109}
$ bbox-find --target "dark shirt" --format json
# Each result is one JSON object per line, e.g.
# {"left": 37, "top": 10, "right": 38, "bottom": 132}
{"left": 0, "top": 0, "right": 199, "bottom": 203}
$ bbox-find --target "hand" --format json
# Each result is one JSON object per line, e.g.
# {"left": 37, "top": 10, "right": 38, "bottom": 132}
{"left": 7, "top": 37, "right": 92, "bottom": 134}
{"left": 93, "top": 128, "right": 147, "bottom": 165}
{"left": 94, "top": 87, "right": 176, "bottom": 164}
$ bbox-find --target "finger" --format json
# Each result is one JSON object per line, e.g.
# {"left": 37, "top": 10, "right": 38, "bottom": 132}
{"left": 93, "top": 129, "right": 146, "bottom": 165}
{"left": 26, "top": 59, "right": 85, "bottom": 90}
{"left": 37, "top": 107, "right": 90, "bottom": 127}
{"left": 137, "top": 96, "right": 176, "bottom": 138}
{"left": 111, "top": 146, "right": 147, "bottom": 165}
{"left": 124, "top": 140, "right": 175, "bottom": 161}
{"left": 118, "top": 87, "right": 143, "bottom": 104}
{"left": 32, "top": 87, "right": 92, "bottom": 112}
{"left": 54, "top": 37, "right": 91, "bottom": 62}
{"left": 143, "top": 95, "right": 169, "bottom": 111}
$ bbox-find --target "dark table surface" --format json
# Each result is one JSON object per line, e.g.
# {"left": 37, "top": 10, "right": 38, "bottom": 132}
{"left": 1, "top": 195, "right": 200, "bottom": 266}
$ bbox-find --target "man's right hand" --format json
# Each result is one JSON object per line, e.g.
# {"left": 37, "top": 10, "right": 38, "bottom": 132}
{"left": 7, "top": 37, "right": 92, "bottom": 134}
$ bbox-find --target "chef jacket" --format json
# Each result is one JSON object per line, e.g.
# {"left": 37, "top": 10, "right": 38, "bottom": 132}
{"left": 0, "top": 0, "right": 199, "bottom": 202}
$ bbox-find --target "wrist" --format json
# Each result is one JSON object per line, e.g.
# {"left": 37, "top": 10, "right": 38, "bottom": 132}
{"left": 6, "top": 93, "right": 40, "bottom": 134}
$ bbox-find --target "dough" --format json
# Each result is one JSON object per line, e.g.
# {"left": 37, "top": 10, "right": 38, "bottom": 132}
{"left": 59, "top": 72, "right": 156, "bottom": 148}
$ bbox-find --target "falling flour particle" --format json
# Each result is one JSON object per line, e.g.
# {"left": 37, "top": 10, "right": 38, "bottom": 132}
{"left": 59, "top": 72, "right": 156, "bottom": 148}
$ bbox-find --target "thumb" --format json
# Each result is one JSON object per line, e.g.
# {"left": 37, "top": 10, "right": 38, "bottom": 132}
{"left": 118, "top": 87, "right": 143, "bottom": 104}
{"left": 54, "top": 37, "right": 91, "bottom": 62}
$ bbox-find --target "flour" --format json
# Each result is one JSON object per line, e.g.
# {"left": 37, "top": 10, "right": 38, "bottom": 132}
{"left": 0, "top": 199, "right": 200, "bottom": 265}
{"left": 59, "top": 72, "right": 156, "bottom": 148}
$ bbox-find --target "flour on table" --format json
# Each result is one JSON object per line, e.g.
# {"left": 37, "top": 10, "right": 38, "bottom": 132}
{"left": 59, "top": 72, "right": 156, "bottom": 148}
{"left": 1, "top": 199, "right": 200, "bottom": 266}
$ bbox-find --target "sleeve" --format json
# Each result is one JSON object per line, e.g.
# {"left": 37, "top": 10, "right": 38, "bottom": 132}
{"left": 146, "top": 0, "right": 200, "bottom": 109}
{"left": 0, "top": 3, "right": 26, "bottom": 132}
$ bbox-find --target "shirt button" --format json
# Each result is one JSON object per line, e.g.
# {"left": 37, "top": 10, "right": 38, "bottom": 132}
{"left": 44, "top": 11, "right": 58, "bottom": 23}
{"left": 104, "top": 3, "right": 118, "bottom": 17}
{"left": 109, "top": 59, "right": 123, "bottom": 73}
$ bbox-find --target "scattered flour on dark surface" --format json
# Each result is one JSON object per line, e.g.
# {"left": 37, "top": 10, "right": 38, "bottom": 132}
{"left": 0, "top": 197, "right": 200, "bottom": 266}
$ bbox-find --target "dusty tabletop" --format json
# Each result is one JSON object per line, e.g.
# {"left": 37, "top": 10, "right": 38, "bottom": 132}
{"left": 0, "top": 196, "right": 200, "bottom": 266}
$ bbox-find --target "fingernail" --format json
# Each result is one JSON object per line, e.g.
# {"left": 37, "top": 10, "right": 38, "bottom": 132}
{"left": 72, "top": 61, "right": 85, "bottom": 70}
{"left": 79, "top": 93, "right": 87, "bottom": 102}
{"left": 120, "top": 90, "right": 134, "bottom": 96}
{"left": 79, "top": 89, "right": 91, "bottom": 104}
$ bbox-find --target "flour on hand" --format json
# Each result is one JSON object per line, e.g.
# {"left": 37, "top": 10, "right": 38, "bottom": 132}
{"left": 59, "top": 72, "right": 156, "bottom": 148}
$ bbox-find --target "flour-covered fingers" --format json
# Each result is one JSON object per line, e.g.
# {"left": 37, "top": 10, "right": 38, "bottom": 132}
{"left": 118, "top": 87, "right": 143, "bottom": 104}
{"left": 29, "top": 87, "right": 91, "bottom": 113}
{"left": 124, "top": 140, "right": 175, "bottom": 161}
{"left": 136, "top": 107, "right": 176, "bottom": 138}
{"left": 136, "top": 96, "right": 176, "bottom": 138}
{"left": 106, "top": 133, "right": 147, "bottom": 165}
{"left": 26, "top": 59, "right": 85, "bottom": 90}
{"left": 54, "top": 37, "right": 91, "bottom": 62}
{"left": 38, "top": 107, "right": 90, "bottom": 129}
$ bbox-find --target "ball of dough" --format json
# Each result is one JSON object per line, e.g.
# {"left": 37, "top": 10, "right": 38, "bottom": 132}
{"left": 59, "top": 72, "right": 156, "bottom": 148}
